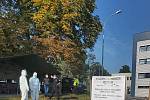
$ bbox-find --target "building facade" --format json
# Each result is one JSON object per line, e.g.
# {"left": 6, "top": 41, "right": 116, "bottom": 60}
{"left": 112, "top": 73, "right": 132, "bottom": 94}
{"left": 131, "top": 32, "right": 150, "bottom": 97}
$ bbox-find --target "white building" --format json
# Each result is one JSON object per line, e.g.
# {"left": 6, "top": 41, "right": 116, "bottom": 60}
{"left": 112, "top": 73, "right": 132, "bottom": 94}
{"left": 131, "top": 32, "right": 150, "bottom": 97}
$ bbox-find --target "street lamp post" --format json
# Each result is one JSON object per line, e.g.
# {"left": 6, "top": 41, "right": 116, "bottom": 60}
{"left": 101, "top": 10, "right": 122, "bottom": 76}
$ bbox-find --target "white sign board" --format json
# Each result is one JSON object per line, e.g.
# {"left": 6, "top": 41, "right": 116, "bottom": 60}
{"left": 91, "top": 76, "right": 126, "bottom": 100}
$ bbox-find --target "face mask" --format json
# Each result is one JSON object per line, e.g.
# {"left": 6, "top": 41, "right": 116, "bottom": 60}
{"left": 46, "top": 75, "right": 48, "bottom": 78}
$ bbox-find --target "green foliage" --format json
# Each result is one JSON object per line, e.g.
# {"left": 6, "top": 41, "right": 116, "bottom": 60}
{"left": 32, "top": 0, "right": 102, "bottom": 48}
{"left": 31, "top": 0, "right": 102, "bottom": 75}
{"left": 0, "top": 0, "right": 102, "bottom": 76}
{"left": 0, "top": 0, "right": 33, "bottom": 56}
{"left": 119, "top": 65, "right": 131, "bottom": 73}
{"left": 90, "top": 62, "right": 110, "bottom": 76}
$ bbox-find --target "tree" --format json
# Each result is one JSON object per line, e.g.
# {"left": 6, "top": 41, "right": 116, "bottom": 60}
{"left": 87, "top": 53, "right": 96, "bottom": 66}
{"left": 79, "top": 53, "right": 96, "bottom": 80}
{"left": 90, "top": 62, "right": 110, "bottom": 76}
{"left": 0, "top": 0, "right": 102, "bottom": 76}
{"left": 0, "top": 0, "right": 34, "bottom": 56}
{"left": 31, "top": 0, "right": 102, "bottom": 75}
{"left": 31, "top": 0, "right": 101, "bottom": 49}
{"left": 119, "top": 65, "right": 131, "bottom": 73}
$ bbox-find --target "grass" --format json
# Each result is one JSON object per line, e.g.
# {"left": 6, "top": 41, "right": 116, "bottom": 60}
{"left": 0, "top": 94, "right": 90, "bottom": 100}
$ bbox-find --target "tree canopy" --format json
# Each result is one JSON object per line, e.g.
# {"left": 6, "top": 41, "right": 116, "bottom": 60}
{"left": 0, "top": 0, "right": 102, "bottom": 76}
{"left": 90, "top": 62, "right": 110, "bottom": 76}
{"left": 0, "top": 0, "right": 33, "bottom": 56}
{"left": 119, "top": 65, "right": 131, "bottom": 73}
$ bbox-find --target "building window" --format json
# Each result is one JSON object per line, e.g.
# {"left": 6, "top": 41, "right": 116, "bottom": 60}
{"left": 145, "top": 73, "right": 150, "bottom": 78}
{"left": 147, "top": 45, "right": 150, "bottom": 51}
{"left": 130, "top": 77, "right": 132, "bottom": 80}
{"left": 139, "top": 46, "right": 147, "bottom": 52}
{"left": 127, "top": 77, "right": 129, "bottom": 80}
{"left": 147, "top": 58, "right": 150, "bottom": 64}
{"left": 139, "top": 58, "right": 150, "bottom": 64}
{"left": 138, "top": 73, "right": 145, "bottom": 79}
{"left": 139, "top": 59, "right": 146, "bottom": 64}
{"left": 127, "top": 77, "right": 131, "bottom": 80}
{"left": 138, "top": 86, "right": 149, "bottom": 88}
{"left": 140, "top": 45, "right": 150, "bottom": 52}
{"left": 138, "top": 73, "right": 150, "bottom": 79}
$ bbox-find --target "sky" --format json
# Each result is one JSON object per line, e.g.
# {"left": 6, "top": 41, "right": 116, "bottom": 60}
{"left": 93, "top": 0, "right": 150, "bottom": 73}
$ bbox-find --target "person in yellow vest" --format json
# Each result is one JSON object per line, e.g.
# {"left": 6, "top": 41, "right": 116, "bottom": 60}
{"left": 73, "top": 77, "right": 79, "bottom": 94}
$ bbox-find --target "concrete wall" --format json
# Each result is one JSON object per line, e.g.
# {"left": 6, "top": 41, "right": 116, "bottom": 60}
{"left": 135, "top": 40, "right": 150, "bottom": 97}
{"left": 131, "top": 32, "right": 150, "bottom": 97}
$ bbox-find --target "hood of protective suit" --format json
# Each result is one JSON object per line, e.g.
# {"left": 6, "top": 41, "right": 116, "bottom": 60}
{"left": 33, "top": 72, "right": 37, "bottom": 78}
{"left": 21, "top": 70, "right": 27, "bottom": 76}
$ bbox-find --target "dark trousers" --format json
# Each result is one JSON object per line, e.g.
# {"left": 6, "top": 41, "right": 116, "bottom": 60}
{"left": 73, "top": 86, "right": 78, "bottom": 94}
{"left": 49, "top": 87, "right": 60, "bottom": 100}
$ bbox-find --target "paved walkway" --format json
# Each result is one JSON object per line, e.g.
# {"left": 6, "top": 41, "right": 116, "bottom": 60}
{"left": 126, "top": 96, "right": 147, "bottom": 100}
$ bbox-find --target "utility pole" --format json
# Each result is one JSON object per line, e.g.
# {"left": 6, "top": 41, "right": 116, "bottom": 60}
{"left": 101, "top": 9, "right": 122, "bottom": 76}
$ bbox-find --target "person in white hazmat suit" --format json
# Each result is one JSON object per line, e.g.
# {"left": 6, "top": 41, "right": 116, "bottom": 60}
{"left": 19, "top": 69, "right": 29, "bottom": 100}
{"left": 29, "top": 72, "right": 40, "bottom": 100}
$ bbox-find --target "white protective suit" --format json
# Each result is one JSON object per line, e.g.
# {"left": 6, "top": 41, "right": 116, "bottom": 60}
{"left": 29, "top": 72, "right": 40, "bottom": 100}
{"left": 19, "top": 70, "right": 29, "bottom": 100}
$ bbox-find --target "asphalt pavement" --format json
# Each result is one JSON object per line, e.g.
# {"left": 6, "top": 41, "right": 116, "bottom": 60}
{"left": 126, "top": 95, "right": 147, "bottom": 100}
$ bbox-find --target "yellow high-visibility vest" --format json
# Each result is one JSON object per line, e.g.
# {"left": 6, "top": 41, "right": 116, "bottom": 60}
{"left": 73, "top": 78, "right": 79, "bottom": 86}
